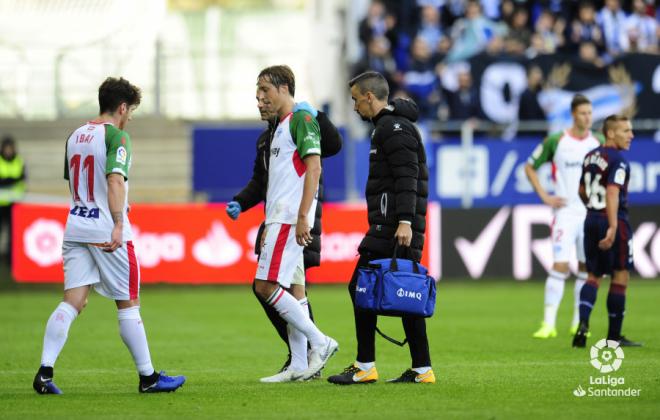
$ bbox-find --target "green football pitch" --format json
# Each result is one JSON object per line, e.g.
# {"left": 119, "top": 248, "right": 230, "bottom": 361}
{"left": 1, "top": 277, "right": 658, "bottom": 419}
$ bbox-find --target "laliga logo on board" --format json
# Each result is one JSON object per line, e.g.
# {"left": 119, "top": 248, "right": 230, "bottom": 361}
{"left": 590, "top": 339, "right": 624, "bottom": 373}
{"left": 23, "top": 219, "right": 64, "bottom": 267}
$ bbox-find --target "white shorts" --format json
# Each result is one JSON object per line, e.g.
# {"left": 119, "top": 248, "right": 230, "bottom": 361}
{"left": 255, "top": 223, "right": 305, "bottom": 288}
{"left": 62, "top": 241, "right": 140, "bottom": 301}
{"left": 551, "top": 211, "right": 586, "bottom": 263}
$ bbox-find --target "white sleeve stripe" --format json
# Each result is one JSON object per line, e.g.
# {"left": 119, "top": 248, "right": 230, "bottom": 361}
{"left": 111, "top": 168, "right": 127, "bottom": 176}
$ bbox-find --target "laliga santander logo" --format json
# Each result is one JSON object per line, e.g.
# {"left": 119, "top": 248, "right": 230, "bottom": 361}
{"left": 590, "top": 339, "right": 625, "bottom": 373}
{"left": 23, "top": 219, "right": 64, "bottom": 267}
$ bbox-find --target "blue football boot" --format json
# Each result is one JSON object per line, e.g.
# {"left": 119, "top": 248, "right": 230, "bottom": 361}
{"left": 139, "top": 371, "right": 186, "bottom": 393}
{"left": 33, "top": 373, "right": 63, "bottom": 395}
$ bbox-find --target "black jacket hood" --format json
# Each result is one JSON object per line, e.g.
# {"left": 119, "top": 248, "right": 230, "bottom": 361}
{"left": 373, "top": 98, "right": 419, "bottom": 124}
{"left": 390, "top": 98, "right": 419, "bottom": 122}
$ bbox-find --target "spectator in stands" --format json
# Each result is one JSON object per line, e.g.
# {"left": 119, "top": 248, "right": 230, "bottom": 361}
{"left": 534, "top": 8, "right": 562, "bottom": 54}
{"left": 440, "top": 0, "right": 467, "bottom": 29}
{"left": 504, "top": 6, "right": 532, "bottom": 55}
{"left": 446, "top": 0, "right": 506, "bottom": 63}
{"left": 567, "top": 1, "right": 604, "bottom": 53}
{"left": 444, "top": 66, "right": 480, "bottom": 120}
{"left": 481, "top": 0, "right": 504, "bottom": 21}
{"left": 578, "top": 41, "right": 605, "bottom": 68}
{"left": 359, "top": 0, "right": 398, "bottom": 50}
{"left": 403, "top": 36, "right": 443, "bottom": 120}
{"left": 416, "top": 5, "right": 444, "bottom": 53}
{"left": 624, "top": 0, "right": 658, "bottom": 53}
{"left": 382, "top": 0, "right": 417, "bottom": 36}
{"left": 352, "top": 36, "right": 401, "bottom": 93}
{"left": 431, "top": 35, "right": 453, "bottom": 64}
{"left": 500, "top": 0, "right": 517, "bottom": 26}
{"left": 597, "top": 0, "right": 629, "bottom": 58}
{"left": 518, "top": 66, "right": 546, "bottom": 121}
{"left": 0, "top": 135, "right": 26, "bottom": 265}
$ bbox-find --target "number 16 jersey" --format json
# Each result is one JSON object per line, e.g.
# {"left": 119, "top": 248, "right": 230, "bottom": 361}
{"left": 63, "top": 121, "right": 133, "bottom": 243}
{"left": 580, "top": 146, "right": 630, "bottom": 219}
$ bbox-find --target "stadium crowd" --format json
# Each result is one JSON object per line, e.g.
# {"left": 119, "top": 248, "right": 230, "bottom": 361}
{"left": 352, "top": 0, "right": 659, "bottom": 122}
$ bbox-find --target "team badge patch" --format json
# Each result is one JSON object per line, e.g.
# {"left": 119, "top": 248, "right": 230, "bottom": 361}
{"left": 116, "top": 146, "right": 127, "bottom": 164}
{"left": 614, "top": 168, "right": 626, "bottom": 185}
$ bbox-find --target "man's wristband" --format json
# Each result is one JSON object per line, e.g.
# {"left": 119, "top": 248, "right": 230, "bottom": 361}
{"left": 399, "top": 220, "right": 412, "bottom": 225}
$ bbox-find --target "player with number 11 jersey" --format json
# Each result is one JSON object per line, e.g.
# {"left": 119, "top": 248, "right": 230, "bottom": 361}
{"left": 64, "top": 121, "right": 133, "bottom": 243}
{"left": 33, "top": 77, "right": 185, "bottom": 396}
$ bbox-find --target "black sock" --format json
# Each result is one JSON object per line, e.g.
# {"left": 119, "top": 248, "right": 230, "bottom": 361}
{"left": 139, "top": 371, "right": 159, "bottom": 385}
{"left": 38, "top": 366, "right": 53, "bottom": 379}
{"left": 607, "top": 284, "right": 626, "bottom": 340}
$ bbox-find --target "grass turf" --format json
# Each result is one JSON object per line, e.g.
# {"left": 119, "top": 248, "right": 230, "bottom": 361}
{"left": 0, "top": 278, "right": 658, "bottom": 419}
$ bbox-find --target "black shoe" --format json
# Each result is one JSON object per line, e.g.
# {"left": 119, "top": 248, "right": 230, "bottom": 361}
{"left": 33, "top": 372, "right": 62, "bottom": 395}
{"left": 572, "top": 322, "right": 589, "bottom": 348}
{"left": 388, "top": 368, "right": 436, "bottom": 383}
{"left": 327, "top": 363, "right": 378, "bottom": 385}
{"left": 615, "top": 336, "right": 643, "bottom": 347}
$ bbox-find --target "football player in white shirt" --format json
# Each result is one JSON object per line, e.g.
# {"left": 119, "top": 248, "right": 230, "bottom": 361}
{"left": 525, "top": 94, "right": 604, "bottom": 339}
{"left": 33, "top": 77, "right": 185, "bottom": 394}
{"left": 251, "top": 65, "right": 338, "bottom": 382}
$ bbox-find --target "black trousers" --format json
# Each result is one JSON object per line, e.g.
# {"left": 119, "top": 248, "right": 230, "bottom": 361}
{"left": 251, "top": 280, "right": 315, "bottom": 354}
{"left": 0, "top": 204, "right": 12, "bottom": 263}
{"left": 348, "top": 254, "right": 431, "bottom": 368}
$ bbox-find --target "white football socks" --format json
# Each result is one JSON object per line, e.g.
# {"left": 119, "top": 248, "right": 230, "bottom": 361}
{"left": 412, "top": 366, "right": 431, "bottom": 374}
{"left": 118, "top": 306, "right": 154, "bottom": 376}
{"left": 288, "top": 297, "right": 310, "bottom": 371}
{"left": 267, "top": 287, "right": 325, "bottom": 348}
{"left": 40, "top": 302, "right": 78, "bottom": 367}
{"left": 543, "top": 270, "right": 568, "bottom": 327}
{"left": 573, "top": 272, "right": 588, "bottom": 326}
{"left": 356, "top": 361, "right": 375, "bottom": 371}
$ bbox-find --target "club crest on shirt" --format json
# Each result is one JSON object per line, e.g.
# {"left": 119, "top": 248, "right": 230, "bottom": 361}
{"left": 271, "top": 147, "right": 280, "bottom": 157}
{"left": 116, "top": 146, "right": 127, "bottom": 164}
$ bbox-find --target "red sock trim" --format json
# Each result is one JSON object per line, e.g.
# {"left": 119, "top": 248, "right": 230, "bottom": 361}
{"left": 609, "top": 283, "right": 627, "bottom": 295}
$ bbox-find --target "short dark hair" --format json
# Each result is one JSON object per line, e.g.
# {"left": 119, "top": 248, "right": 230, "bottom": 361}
{"left": 570, "top": 94, "right": 591, "bottom": 112}
{"left": 348, "top": 71, "right": 389, "bottom": 101}
{"left": 258, "top": 65, "right": 296, "bottom": 97}
{"left": 1, "top": 135, "right": 15, "bottom": 153}
{"left": 602, "top": 114, "right": 629, "bottom": 137}
{"left": 98, "top": 77, "right": 141, "bottom": 114}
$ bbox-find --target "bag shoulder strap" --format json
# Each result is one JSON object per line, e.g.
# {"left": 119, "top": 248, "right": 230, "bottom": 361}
{"left": 375, "top": 326, "right": 408, "bottom": 347}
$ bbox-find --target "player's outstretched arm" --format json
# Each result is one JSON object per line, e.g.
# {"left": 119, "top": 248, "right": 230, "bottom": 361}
{"left": 599, "top": 184, "right": 620, "bottom": 250}
{"left": 105, "top": 173, "right": 125, "bottom": 252}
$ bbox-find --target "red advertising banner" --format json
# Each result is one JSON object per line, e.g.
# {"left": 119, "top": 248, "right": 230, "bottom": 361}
{"left": 12, "top": 203, "right": 440, "bottom": 284}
